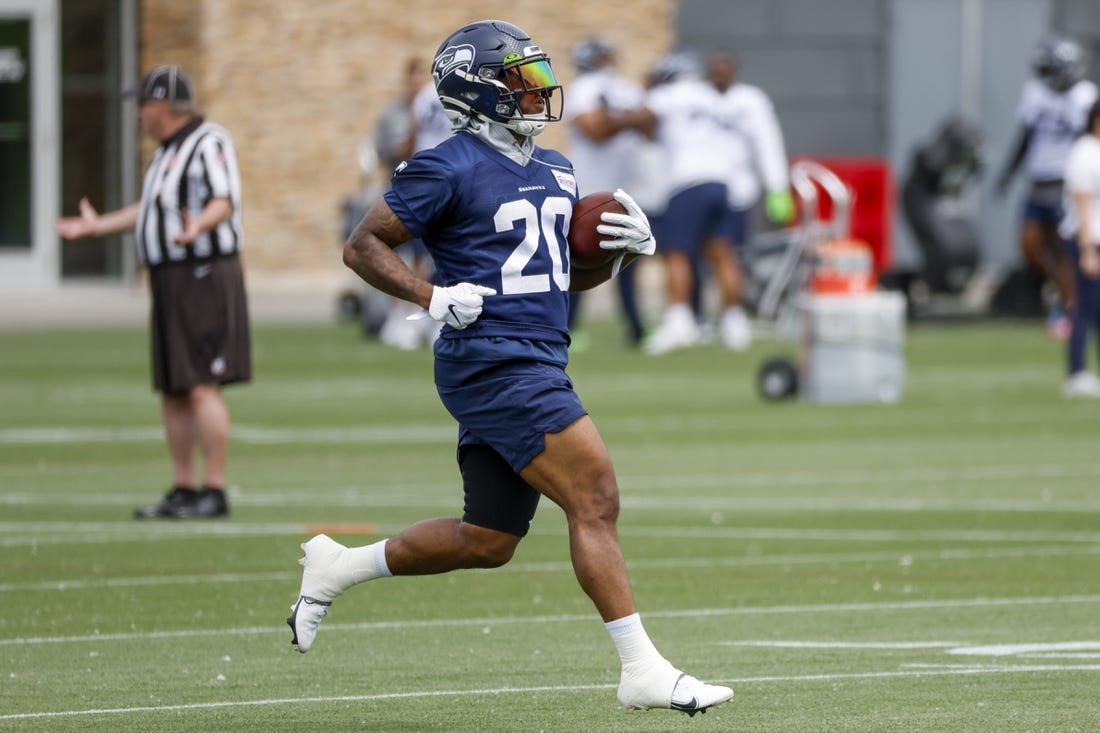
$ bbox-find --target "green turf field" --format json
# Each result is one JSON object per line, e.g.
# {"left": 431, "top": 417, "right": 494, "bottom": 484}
{"left": 2, "top": 318, "right": 1098, "bottom": 732}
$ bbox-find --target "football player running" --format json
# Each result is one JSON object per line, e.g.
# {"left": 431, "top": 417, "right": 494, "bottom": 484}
{"left": 287, "top": 20, "right": 732, "bottom": 716}
{"left": 997, "top": 36, "right": 1099, "bottom": 339}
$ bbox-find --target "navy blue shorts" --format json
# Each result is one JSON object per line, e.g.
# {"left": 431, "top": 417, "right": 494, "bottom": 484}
{"left": 1023, "top": 201, "right": 1064, "bottom": 226}
{"left": 1023, "top": 180, "right": 1064, "bottom": 225}
{"left": 658, "top": 181, "right": 738, "bottom": 255}
{"left": 434, "top": 336, "right": 588, "bottom": 473}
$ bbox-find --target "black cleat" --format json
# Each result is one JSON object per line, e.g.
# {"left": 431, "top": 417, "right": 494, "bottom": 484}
{"left": 134, "top": 486, "right": 199, "bottom": 519}
{"left": 173, "top": 487, "right": 229, "bottom": 518}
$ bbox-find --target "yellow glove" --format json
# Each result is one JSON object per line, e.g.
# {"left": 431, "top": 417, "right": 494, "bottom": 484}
{"left": 765, "top": 189, "right": 795, "bottom": 225}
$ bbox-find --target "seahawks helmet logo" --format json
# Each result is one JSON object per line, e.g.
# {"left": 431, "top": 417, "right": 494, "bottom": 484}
{"left": 433, "top": 44, "right": 475, "bottom": 83}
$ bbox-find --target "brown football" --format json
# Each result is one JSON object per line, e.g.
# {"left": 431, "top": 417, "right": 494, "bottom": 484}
{"left": 568, "top": 191, "right": 627, "bottom": 269}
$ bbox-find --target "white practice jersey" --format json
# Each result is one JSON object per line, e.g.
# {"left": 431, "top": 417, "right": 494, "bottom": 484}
{"left": 1059, "top": 134, "right": 1100, "bottom": 244}
{"left": 629, "top": 139, "right": 673, "bottom": 216}
{"left": 411, "top": 82, "right": 453, "bottom": 153}
{"left": 1016, "top": 77, "right": 1098, "bottom": 182}
{"left": 646, "top": 78, "right": 732, "bottom": 195}
{"left": 564, "top": 68, "right": 645, "bottom": 196}
{"left": 716, "top": 82, "right": 790, "bottom": 210}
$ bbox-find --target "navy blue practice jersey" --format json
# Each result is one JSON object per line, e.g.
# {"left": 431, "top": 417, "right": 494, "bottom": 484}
{"left": 384, "top": 132, "right": 579, "bottom": 344}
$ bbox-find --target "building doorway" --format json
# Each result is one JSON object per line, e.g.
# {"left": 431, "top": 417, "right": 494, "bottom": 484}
{"left": 0, "top": 0, "right": 136, "bottom": 294}
{"left": 58, "top": 0, "right": 137, "bottom": 281}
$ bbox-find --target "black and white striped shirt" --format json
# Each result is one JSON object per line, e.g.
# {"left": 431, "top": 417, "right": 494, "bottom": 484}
{"left": 136, "top": 117, "right": 243, "bottom": 267}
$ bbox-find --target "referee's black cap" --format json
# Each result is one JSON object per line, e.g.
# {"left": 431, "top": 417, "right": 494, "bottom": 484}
{"left": 124, "top": 65, "right": 193, "bottom": 104}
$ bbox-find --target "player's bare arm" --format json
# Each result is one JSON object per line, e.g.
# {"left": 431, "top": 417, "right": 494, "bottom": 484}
{"left": 343, "top": 199, "right": 434, "bottom": 309}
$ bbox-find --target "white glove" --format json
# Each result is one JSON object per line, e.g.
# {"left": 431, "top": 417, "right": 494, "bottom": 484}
{"left": 596, "top": 189, "right": 657, "bottom": 277}
{"left": 427, "top": 283, "right": 497, "bottom": 329}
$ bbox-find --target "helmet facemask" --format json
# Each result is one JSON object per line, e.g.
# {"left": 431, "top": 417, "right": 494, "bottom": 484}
{"left": 489, "top": 55, "right": 562, "bottom": 136}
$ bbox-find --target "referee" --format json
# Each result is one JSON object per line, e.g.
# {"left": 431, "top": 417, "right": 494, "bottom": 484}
{"left": 57, "top": 64, "right": 250, "bottom": 519}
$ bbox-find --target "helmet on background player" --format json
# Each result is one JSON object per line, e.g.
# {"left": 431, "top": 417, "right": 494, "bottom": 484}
{"left": 1032, "top": 35, "right": 1086, "bottom": 92}
{"left": 648, "top": 49, "right": 704, "bottom": 86}
{"left": 432, "top": 19, "right": 563, "bottom": 137}
{"left": 571, "top": 36, "right": 615, "bottom": 74}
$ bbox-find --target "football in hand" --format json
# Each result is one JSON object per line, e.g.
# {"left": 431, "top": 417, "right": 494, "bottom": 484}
{"left": 568, "top": 192, "right": 627, "bottom": 269}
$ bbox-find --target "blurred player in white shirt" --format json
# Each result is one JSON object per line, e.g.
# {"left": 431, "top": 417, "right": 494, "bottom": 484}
{"left": 564, "top": 37, "right": 649, "bottom": 347}
{"left": 997, "top": 36, "right": 1098, "bottom": 339}
{"left": 637, "top": 51, "right": 750, "bottom": 354}
{"left": 411, "top": 80, "right": 453, "bottom": 153}
{"left": 708, "top": 52, "right": 793, "bottom": 236}
{"left": 707, "top": 52, "right": 794, "bottom": 350}
{"left": 1058, "top": 99, "right": 1100, "bottom": 396}
{"left": 377, "top": 64, "right": 451, "bottom": 350}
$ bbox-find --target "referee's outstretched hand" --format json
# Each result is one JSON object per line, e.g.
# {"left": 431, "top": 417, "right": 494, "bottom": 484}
{"left": 55, "top": 197, "right": 99, "bottom": 240}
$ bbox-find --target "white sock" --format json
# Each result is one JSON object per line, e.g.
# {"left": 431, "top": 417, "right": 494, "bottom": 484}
{"left": 723, "top": 304, "right": 746, "bottom": 319}
{"left": 664, "top": 303, "right": 694, "bottom": 327}
{"left": 605, "top": 613, "right": 664, "bottom": 669}
{"left": 343, "top": 539, "right": 393, "bottom": 586}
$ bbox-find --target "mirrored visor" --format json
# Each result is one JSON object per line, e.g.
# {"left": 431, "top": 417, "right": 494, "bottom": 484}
{"left": 504, "top": 58, "right": 558, "bottom": 92}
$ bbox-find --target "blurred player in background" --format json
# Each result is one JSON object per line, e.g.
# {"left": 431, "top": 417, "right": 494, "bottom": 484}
{"left": 288, "top": 19, "right": 732, "bottom": 716}
{"left": 631, "top": 50, "right": 749, "bottom": 354}
{"left": 374, "top": 57, "right": 427, "bottom": 174}
{"left": 411, "top": 66, "right": 454, "bottom": 152}
{"left": 997, "top": 36, "right": 1098, "bottom": 340}
{"left": 1058, "top": 98, "right": 1100, "bottom": 397}
{"left": 373, "top": 58, "right": 441, "bottom": 349}
{"left": 707, "top": 50, "right": 794, "bottom": 349}
{"left": 564, "top": 36, "right": 649, "bottom": 348}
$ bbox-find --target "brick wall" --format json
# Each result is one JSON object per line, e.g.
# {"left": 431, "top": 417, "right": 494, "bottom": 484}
{"left": 139, "top": 0, "right": 675, "bottom": 279}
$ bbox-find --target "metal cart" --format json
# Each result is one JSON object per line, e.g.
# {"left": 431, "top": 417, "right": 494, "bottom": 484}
{"left": 749, "top": 160, "right": 906, "bottom": 403}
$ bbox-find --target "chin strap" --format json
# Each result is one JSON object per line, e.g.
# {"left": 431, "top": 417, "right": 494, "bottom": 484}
{"left": 506, "top": 118, "right": 548, "bottom": 137}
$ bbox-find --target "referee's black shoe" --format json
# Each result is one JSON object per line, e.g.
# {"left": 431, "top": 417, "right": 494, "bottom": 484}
{"left": 173, "top": 487, "right": 229, "bottom": 518}
{"left": 134, "top": 486, "right": 200, "bottom": 519}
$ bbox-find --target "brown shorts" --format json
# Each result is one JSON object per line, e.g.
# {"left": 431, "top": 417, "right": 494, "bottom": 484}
{"left": 149, "top": 255, "right": 251, "bottom": 395}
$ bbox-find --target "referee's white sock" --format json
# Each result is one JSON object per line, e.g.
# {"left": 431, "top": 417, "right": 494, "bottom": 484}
{"left": 606, "top": 613, "right": 666, "bottom": 670}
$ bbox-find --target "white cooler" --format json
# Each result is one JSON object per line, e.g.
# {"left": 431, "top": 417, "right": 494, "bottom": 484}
{"left": 800, "top": 291, "right": 906, "bottom": 404}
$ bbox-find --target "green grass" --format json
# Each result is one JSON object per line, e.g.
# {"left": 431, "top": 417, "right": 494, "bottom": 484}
{"left": 2, "top": 317, "right": 1099, "bottom": 732}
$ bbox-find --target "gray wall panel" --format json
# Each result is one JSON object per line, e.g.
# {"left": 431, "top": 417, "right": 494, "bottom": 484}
{"left": 780, "top": 0, "right": 885, "bottom": 37}
{"left": 783, "top": 105, "right": 883, "bottom": 156}
{"left": 678, "top": 0, "right": 775, "bottom": 39}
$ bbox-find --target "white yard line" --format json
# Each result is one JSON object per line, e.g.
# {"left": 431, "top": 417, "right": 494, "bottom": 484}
{"left": 4, "top": 594, "right": 1100, "bottom": 646}
{"left": 3, "top": 544, "right": 1100, "bottom": 593}
{"left": 5, "top": 520, "right": 1100, "bottom": 547}
{"left": 722, "top": 640, "right": 964, "bottom": 649}
{"left": 0, "top": 424, "right": 455, "bottom": 445}
{"left": 6, "top": 462, "right": 1100, "bottom": 510}
{"left": 6, "top": 482, "right": 1100, "bottom": 512}
{"left": 4, "top": 403, "right": 1100, "bottom": 446}
{"left": 2, "top": 664, "right": 1099, "bottom": 721}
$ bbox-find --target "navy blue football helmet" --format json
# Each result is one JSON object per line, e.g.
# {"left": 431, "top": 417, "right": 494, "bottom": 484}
{"left": 1032, "top": 36, "right": 1085, "bottom": 91}
{"left": 571, "top": 36, "right": 615, "bottom": 73}
{"left": 649, "top": 49, "right": 703, "bottom": 86}
{"left": 432, "top": 20, "right": 562, "bottom": 136}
